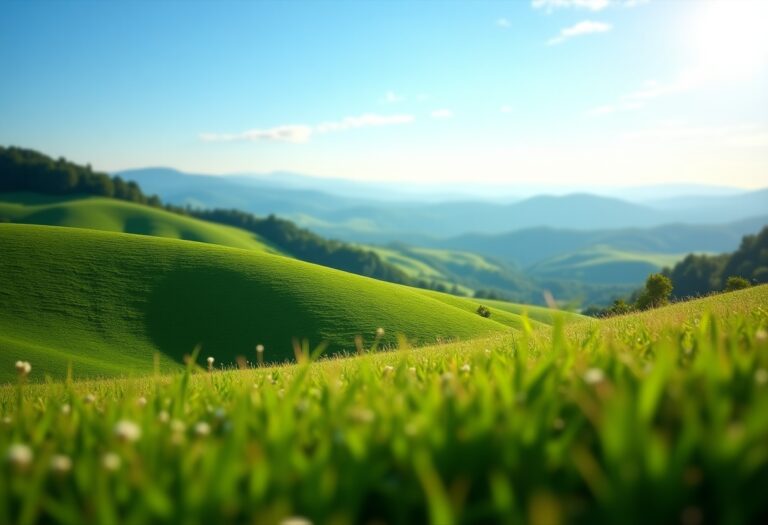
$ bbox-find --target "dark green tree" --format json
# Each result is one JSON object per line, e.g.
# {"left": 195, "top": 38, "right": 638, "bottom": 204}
{"left": 635, "top": 273, "right": 673, "bottom": 310}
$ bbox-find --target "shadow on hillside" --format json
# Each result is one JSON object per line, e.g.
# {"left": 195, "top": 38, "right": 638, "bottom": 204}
{"left": 144, "top": 265, "right": 325, "bottom": 366}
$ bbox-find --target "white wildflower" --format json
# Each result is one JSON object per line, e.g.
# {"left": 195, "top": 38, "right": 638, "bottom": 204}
{"left": 15, "top": 361, "right": 31, "bottom": 377}
{"left": 7, "top": 444, "right": 33, "bottom": 469}
{"left": 256, "top": 344, "right": 265, "bottom": 354}
{"left": 50, "top": 454, "right": 72, "bottom": 474}
{"left": 60, "top": 404, "right": 71, "bottom": 415}
{"left": 101, "top": 452, "right": 121, "bottom": 472}
{"left": 207, "top": 356, "right": 215, "bottom": 371}
{"left": 157, "top": 410, "right": 170, "bottom": 423}
{"left": 376, "top": 327, "right": 385, "bottom": 337}
{"left": 756, "top": 329, "right": 767, "bottom": 343}
{"left": 382, "top": 365, "right": 395, "bottom": 374}
{"left": 280, "top": 517, "right": 313, "bottom": 525}
{"left": 194, "top": 421, "right": 211, "bottom": 437}
{"left": 114, "top": 420, "right": 141, "bottom": 443}
{"left": 83, "top": 394, "right": 96, "bottom": 404}
{"left": 460, "top": 363, "right": 472, "bottom": 373}
{"left": 583, "top": 368, "right": 605, "bottom": 385}
{"left": 136, "top": 397, "right": 147, "bottom": 408}
{"left": 755, "top": 368, "right": 768, "bottom": 386}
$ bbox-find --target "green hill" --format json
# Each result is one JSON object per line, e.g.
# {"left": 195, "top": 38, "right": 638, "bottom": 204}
{"left": 0, "top": 192, "right": 281, "bottom": 253}
{"left": 0, "top": 223, "right": 531, "bottom": 382}
{"left": 528, "top": 245, "right": 686, "bottom": 285}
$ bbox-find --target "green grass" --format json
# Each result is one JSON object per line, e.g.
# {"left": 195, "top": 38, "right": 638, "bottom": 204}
{"left": 528, "top": 245, "right": 687, "bottom": 285}
{"left": 0, "top": 223, "right": 520, "bottom": 383}
{"left": 0, "top": 192, "right": 282, "bottom": 253}
{"left": 0, "top": 286, "right": 766, "bottom": 524}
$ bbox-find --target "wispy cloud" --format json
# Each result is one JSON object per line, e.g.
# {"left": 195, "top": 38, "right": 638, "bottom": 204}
{"left": 200, "top": 113, "right": 414, "bottom": 144}
{"left": 532, "top": 0, "right": 645, "bottom": 12}
{"left": 430, "top": 109, "right": 454, "bottom": 119}
{"left": 316, "top": 113, "right": 414, "bottom": 133}
{"left": 496, "top": 17, "right": 511, "bottom": 28}
{"left": 533, "top": 0, "right": 610, "bottom": 12}
{"left": 199, "top": 125, "right": 313, "bottom": 144}
{"left": 547, "top": 20, "right": 611, "bottom": 45}
{"left": 587, "top": 72, "right": 705, "bottom": 116}
{"left": 382, "top": 90, "right": 404, "bottom": 103}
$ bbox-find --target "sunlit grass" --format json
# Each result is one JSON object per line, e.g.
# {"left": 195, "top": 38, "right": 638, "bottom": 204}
{"left": 1, "top": 287, "right": 767, "bottom": 524}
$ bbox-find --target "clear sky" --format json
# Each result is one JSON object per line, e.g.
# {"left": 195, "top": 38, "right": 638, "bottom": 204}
{"left": 1, "top": 0, "right": 767, "bottom": 188}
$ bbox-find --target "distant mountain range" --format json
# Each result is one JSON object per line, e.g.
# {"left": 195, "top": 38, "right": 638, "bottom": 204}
{"left": 119, "top": 167, "right": 768, "bottom": 241}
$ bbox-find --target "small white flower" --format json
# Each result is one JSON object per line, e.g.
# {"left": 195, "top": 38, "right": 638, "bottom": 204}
{"left": 583, "top": 368, "right": 605, "bottom": 385}
{"left": 460, "top": 363, "right": 472, "bottom": 373}
{"left": 83, "top": 394, "right": 96, "bottom": 404}
{"left": 7, "top": 444, "right": 33, "bottom": 468}
{"left": 280, "top": 517, "right": 313, "bottom": 525}
{"left": 207, "top": 356, "right": 215, "bottom": 371}
{"left": 170, "top": 419, "right": 186, "bottom": 433}
{"left": 136, "top": 397, "right": 147, "bottom": 408}
{"left": 102, "top": 452, "right": 121, "bottom": 472}
{"left": 256, "top": 345, "right": 265, "bottom": 353}
{"left": 382, "top": 365, "right": 395, "bottom": 374}
{"left": 756, "top": 330, "right": 768, "bottom": 343}
{"left": 376, "top": 327, "right": 385, "bottom": 337}
{"left": 114, "top": 420, "right": 141, "bottom": 443}
{"left": 15, "top": 361, "right": 31, "bottom": 377}
{"left": 194, "top": 421, "right": 211, "bottom": 437}
{"left": 50, "top": 454, "right": 72, "bottom": 474}
{"left": 60, "top": 404, "right": 71, "bottom": 415}
{"left": 157, "top": 410, "right": 170, "bottom": 424}
{"left": 755, "top": 368, "right": 768, "bottom": 386}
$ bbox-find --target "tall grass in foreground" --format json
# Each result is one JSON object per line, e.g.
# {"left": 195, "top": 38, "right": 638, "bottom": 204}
{"left": 1, "top": 306, "right": 768, "bottom": 524}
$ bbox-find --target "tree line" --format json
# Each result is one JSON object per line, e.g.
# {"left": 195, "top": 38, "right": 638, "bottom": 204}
{"left": 585, "top": 226, "right": 767, "bottom": 317}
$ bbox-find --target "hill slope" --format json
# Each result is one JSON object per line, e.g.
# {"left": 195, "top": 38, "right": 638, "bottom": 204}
{"left": 0, "top": 224, "right": 531, "bottom": 382}
{"left": 0, "top": 192, "right": 281, "bottom": 253}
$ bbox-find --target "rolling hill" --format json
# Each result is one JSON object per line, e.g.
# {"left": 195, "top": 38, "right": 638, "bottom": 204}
{"left": 527, "top": 245, "right": 687, "bottom": 285}
{"left": 0, "top": 192, "right": 282, "bottom": 253}
{"left": 0, "top": 224, "right": 582, "bottom": 383}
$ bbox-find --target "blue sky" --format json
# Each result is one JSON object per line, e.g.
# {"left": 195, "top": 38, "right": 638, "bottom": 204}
{"left": 1, "top": 0, "right": 767, "bottom": 188}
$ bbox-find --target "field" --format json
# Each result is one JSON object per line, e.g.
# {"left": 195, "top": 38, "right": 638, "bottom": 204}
{"left": 0, "top": 223, "right": 572, "bottom": 383}
{"left": 1, "top": 286, "right": 766, "bottom": 524}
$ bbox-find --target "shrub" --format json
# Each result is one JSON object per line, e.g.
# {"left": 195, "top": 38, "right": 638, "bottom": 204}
{"left": 476, "top": 305, "right": 491, "bottom": 318}
{"left": 636, "top": 273, "right": 673, "bottom": 310}
{"left": 725, "top": 276, "right": 751, "bottom": 292}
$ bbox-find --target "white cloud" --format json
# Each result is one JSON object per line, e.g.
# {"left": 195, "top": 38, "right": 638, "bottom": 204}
{"left": 201, "top": 113, "right": 413, "bottom": 144}
{"left": 200, "top": 125, "right": 313, "bottom": 144}
{"left": 533, "top": 0, "right": 610, "bottom": 12}
{"left": 430, "top": 109, "right": 454, "bottom": 119}
{"left": 496, "top": 18, "right": 511, "bottom": 28}
{"left": 316, "top": 113, "right": 414, "bottom": 133}
{"left": 532, "top": 0, "right": 645, "bottom": 12}
{"left": 547, "top": 20, "right": 612, "bottom": 45}
{"left": 382, "top": 91, "right": 404, "bottom": 103}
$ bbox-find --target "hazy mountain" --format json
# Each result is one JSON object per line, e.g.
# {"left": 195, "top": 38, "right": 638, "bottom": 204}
{"left": 431, "top": 216, "right": 768, "bottom": 267}
{"left": 117, "top": 167, "right": 768, "bottom": 242}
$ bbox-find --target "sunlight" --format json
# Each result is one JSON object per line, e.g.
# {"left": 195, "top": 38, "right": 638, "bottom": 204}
{"left": 688, "top": 0, "right": 768, "bottom": 78}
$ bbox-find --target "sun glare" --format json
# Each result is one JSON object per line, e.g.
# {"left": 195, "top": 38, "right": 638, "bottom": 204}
{"left": 688, "top": 0, "right": 768, "bottom": 78}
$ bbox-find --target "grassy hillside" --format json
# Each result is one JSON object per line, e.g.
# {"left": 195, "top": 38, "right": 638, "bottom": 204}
{"left": 1, "top": 287, "right": 765, "bottom": 524}
{"left": 528, "top": 245, "right": 686, "bottom": 285}
{"left": 0, "top": 192, "right": 281, "bottom": 253}
{"left": 0, "top": 223, "right": 527, "bottom": 382}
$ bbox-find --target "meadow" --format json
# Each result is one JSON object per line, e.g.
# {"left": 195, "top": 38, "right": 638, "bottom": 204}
{"left": 1, "top": 286, "right": 767, "bottom": 524}
{"left": 0, "top": 223, "right": 575, "bottom": 383}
